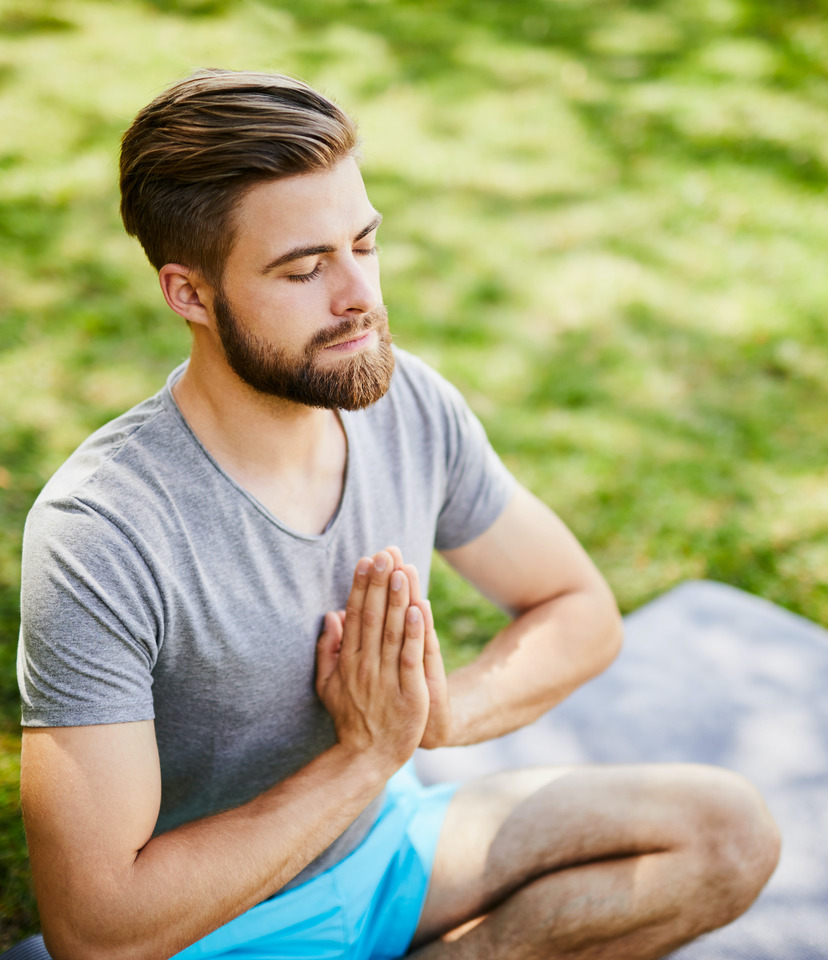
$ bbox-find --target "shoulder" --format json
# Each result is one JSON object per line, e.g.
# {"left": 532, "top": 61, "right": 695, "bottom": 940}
{"left": 32, "top": 365, "right": 198, "bottom": 517}
{"left": 24, "top": 367, "right": 200, "bottom": 564}
{"left": 36, "top": 393, "right": 169, "bottom": 508}
{"left": 389, "top": 346, "right": 462, "bottom": 399}
{"left": 346, "top": 347, "right": 478, "bottom": 467}
{"left": 376, "top": 350, "right": 515, "bottom": 550}
{"left": 376, "top": 346, "right": 473, "bottom": 427}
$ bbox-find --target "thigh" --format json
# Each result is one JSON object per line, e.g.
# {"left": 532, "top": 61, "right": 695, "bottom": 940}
{"left": 412, "top": 762, "right": 737, "bottom": 945}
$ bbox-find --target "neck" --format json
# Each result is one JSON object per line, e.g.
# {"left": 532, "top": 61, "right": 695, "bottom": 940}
{"left": 175, "top": 339, "right": 336, "bottom": 468}
{"left": 172, "top": 339, "right": 347, "bottom": 535}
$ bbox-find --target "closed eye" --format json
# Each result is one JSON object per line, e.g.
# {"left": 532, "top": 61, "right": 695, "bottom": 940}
{"left": 287, "top": 264, "right": 323, "bottom": 283}
{"left": 287, "top": 244, "right": 377, "bottom": 282}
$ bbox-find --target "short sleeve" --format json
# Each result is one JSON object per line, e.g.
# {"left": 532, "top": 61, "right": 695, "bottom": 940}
{"left": 421, "top": 365, "right": 516, "bottom": 551}
{"left": 18, "top": 497, "right": 161, "bottom": 727}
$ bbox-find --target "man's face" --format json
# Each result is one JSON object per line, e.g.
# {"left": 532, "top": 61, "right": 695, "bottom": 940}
{"left": 210, "top": 158, "right": 394, "bottom": 411}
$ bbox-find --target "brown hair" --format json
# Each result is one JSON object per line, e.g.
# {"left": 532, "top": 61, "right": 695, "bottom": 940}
{"left": 119, "top": 69, "right": 359, "bottom": 285}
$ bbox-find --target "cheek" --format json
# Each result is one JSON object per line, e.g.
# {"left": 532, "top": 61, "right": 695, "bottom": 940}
{"left": 232, "top": 283, "right": 319, "bottom": 331}
{"left": 362, "top": 258, "right": 383, "bottom": 297}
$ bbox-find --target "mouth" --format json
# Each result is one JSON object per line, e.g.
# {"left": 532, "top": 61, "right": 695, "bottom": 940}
{"left": 323, "top": 329, "right": 377, "bottom": 353}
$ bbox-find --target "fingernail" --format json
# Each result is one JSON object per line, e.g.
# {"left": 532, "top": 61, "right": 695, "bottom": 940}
{"left": 374, "top": 553, "right": 388, "bottom": 573}
{"left": 390, "top": 571, "right": 403, "bottom": 591}
{"left": 356, "top": 558, "right": 371, "bottom": 576}
{"left": 407, "top": 606, "right": 421, "bottom": 623}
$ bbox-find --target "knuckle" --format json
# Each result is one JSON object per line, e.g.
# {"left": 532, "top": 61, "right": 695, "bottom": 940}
{"left": 400, "top": 651, "right": 422, "bottom": 671}
{"left": 362, "top": 608, "right": 380, "bottom": 629}
{"left": 338, "top": 644, "right": 357, "bottom": 664}
{"left": 383, "top": 624, "right": 401, "bottom": 646}
{"left": 344, "top": 604, "right": 361, "bottom": 625}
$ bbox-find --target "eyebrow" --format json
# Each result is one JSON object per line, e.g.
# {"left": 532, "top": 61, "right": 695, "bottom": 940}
{"left": 261, "top": 213, "right": 383, "bottom": 274}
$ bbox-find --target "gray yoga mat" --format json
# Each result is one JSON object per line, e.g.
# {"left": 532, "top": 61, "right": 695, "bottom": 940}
{"left": 416, "top": 579, "right": 828, "bottom": 958}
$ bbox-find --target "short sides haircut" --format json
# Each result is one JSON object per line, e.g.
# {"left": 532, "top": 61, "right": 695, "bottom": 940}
{"left": 120, "top": 69, "right": 360, "bottom": 285}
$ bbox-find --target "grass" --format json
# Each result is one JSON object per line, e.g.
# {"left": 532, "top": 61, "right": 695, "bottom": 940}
{"left": 2, "top": 0, "right": 828, "bottom": 944}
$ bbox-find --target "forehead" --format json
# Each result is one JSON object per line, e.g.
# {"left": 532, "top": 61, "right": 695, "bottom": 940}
{"left": 231, "top": 157, "right": 375, "bottom": 255}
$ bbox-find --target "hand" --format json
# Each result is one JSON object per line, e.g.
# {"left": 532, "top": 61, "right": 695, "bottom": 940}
{"left": 315, "top": 551, "right": 430, "bottom": 773}
{"left": 322, "top": 548, "right": 454, "bottom": 749}
{"left": 376, "top": 548, "right": 453, "bottom": 749}
{"left": 395, "top": 558, "right": 453, "bottom": 750}
{"left": 417, "top": 597, "right": 453, "bottom": 749}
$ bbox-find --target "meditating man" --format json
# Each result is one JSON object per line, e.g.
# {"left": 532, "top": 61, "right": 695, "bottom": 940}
{"left": 17, "top": 69, "right": 780, "bottom": 960}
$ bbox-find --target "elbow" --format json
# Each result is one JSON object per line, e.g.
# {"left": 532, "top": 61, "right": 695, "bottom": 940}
{"left": 47, "top": 947, "right": 152, "bottom": 960}
{"left": 43, "top": 928, "right": 153, "bottom": 960}
{"left": 599, "top": 603, "right": 624, "bottom": 674}
{"left": 37, "top": 881, "right": 172, "bottom": 960}
{"left": 579, "top": 581, "right": 623, "bottom": 683}
{"left": 39, "top": 916, "right": 83, "bottom": 960}
{"left": 41, "top": 937, "right": 89, "bottom": 960}
{"left": 41, "top": 931, "right": 92, "bottom": 960}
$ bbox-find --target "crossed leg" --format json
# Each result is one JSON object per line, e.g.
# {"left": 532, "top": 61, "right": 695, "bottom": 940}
{"left": 409, "top": 763, "right": 780, "bottom": 959}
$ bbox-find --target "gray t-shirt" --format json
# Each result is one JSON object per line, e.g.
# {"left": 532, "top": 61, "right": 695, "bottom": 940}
{"left": 18, "top": 347, "right": 514, "bottom": 888}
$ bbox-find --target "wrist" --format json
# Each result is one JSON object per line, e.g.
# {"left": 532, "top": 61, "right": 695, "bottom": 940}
{"left": 420, "top": 703, "right": 456, "bottom": 750}
{"left": 419, "top": 728, "right": 448, "bottom": 750}
{"left": 327, "top": 741, "right": 407, "bottom": 792}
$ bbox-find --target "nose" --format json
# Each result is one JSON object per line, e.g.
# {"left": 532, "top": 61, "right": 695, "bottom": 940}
{"left": 330, "top": 253, "right": 381, "bottom": 318}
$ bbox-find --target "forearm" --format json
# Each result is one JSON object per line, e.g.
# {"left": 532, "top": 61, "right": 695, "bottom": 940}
{"left": 439, "top": 585, "right": 623, "bottom": 747}
{"left": 36, "top": 744, "right": 389, "bottom": 960}
{"left": 33, "top": 551, "right": 430, "bottom": 960}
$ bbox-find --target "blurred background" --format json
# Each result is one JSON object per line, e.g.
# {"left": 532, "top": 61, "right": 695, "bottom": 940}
{"left": 2, "top": 0, "right": 828, "bottom": 944}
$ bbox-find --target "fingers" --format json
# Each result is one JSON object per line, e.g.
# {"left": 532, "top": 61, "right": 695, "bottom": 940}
{"left": 381, "top": 567, "right": 411, "bottom": 678}
{"left": 386, "top": 545, "right": 404, "bottom": 570}
{"left": 342, "top": 556, "right": 372, "bottom": 656}
{"left": 420, "top": 598, "right": 447, "bottom": 683}
{"left": 420, "top": 597, "right": 435, "bottom": 641}
{"left": 340, "top": 550, "right": 425, "bottom": 686}
{"left": 402, "top": 563, "right": 421, "bottom": 603}
{"left": 315, "top": 611, "right": 344, "bottom": 695}
{"left": 381, "top": 547, "right": 419, "bottom": 602}
{"left": 358, "top": 550, "right": 395, "bottom": 662}
{"left": 319, "top": 552, "right": 430, "bottom": 763}
{"left": 399, "top": 605, "right": 426, "bottom": 697}
{"left": 415, "top": 599, "right": 452, "bottom": 749}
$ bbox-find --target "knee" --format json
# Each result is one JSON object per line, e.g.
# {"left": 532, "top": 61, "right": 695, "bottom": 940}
{"left": 686, "top": 767, "right": 781, "bottom": 928}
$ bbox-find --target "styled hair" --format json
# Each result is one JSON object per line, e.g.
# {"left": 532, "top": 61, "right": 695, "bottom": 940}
{"left": 119, "top": 69, "right": 360, "bottom": 285}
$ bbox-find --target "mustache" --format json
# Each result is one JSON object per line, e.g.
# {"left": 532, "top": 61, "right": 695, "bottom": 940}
{"left": 305, "top": 305, "right": 389, "bottom": 355}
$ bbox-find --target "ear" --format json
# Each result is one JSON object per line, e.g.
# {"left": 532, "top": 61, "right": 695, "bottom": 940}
{"left": 158, "top": 264, "right": 214, "bottom": 327}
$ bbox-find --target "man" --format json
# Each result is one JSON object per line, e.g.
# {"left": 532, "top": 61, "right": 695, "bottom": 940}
{"left": 18, "top": 69, "right": 779, "bottom": 960}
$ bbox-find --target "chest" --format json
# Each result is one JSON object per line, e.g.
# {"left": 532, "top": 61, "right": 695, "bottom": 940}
{"left": 230, "top": 420, "right": 348, "bottom": 537}
{"left": 246, "top": 470, "right": 345, "bottom": 536}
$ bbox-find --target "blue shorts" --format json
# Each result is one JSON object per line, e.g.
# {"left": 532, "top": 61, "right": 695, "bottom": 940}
{"left": 173, "top": 763, "right": 458, "bottom": 960}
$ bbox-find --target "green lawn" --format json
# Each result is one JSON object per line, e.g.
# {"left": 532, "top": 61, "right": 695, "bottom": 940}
{"left": 2, "top": 0, "right": 828, "bottom": 944}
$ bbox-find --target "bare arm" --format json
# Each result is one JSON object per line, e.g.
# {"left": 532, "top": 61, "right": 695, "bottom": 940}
{"left": 22, "top": 553, "right": 428, "bottom": 960}
{"left": 424, "top": 483, "right": 623, "bottom": 747}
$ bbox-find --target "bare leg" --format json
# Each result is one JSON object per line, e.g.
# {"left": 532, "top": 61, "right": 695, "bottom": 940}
{"left": 409, "top": 764, "right": 780, "bottom": 959}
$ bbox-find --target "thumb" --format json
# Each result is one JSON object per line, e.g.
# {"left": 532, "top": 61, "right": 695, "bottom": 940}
{"left": 316, "top": 611, "right": 344, "bottom": 691}
{"left": 421, "top": 600, "right": 446, "bottom": 683}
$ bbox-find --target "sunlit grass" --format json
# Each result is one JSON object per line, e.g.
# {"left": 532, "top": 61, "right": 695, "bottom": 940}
{"left": 2, "top": 0, "right": 828, "bottom": 943}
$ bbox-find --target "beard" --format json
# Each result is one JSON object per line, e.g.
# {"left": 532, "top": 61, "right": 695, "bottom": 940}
{"left": 212, "top": 294, "right": 395, "bottom": 411}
